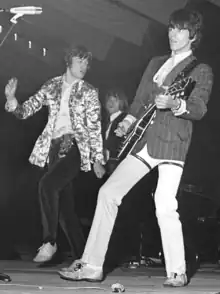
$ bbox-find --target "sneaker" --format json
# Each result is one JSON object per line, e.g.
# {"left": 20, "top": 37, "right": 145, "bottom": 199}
{"left": 59, "top": 263, "right": 103, "bottom": 282}
{"left": 163, "top": 273, "right": 188, "bottom": 287}
{"left": 33, "top": 242, "right": 57, "bottom": 263}
{"left": 126, "top": 261, "right": 140, "bottom": 269}
{"left": 60, "top": 259, "right": 83, "bottom": 272}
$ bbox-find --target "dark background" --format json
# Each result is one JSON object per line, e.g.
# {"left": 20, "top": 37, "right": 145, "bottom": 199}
{"left": 0, "top": 0, "right": 220, "bottom": 258}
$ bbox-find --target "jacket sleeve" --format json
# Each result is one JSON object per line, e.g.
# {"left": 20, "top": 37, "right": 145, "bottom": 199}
{"left": 5, "top": 81, "right": 49, "bottom": 119}
{"left": 174, "top": 63, "right": 213, "bottom": 121}
{"left": 129, "top": 57, "right": 157, "bottom": 119}
{"left": 85, "top": 88, "right": 105, "bottom": 164}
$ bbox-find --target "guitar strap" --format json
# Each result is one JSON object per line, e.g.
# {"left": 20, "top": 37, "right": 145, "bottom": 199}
{"left": 172, "top": 57, "right": 198, "bottom": 84}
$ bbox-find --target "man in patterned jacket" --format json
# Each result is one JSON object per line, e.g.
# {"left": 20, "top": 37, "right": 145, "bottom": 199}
{"left": 59, "top": 9, "right": 213, "bottom": 287}
{"left": 4, "top": 45, "right": 105, "bottom": 263}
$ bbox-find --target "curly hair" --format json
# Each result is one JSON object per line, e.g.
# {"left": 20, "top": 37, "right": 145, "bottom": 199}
{"left": 168, "top": 9, "right": 203, "bottom": 50}
{"left": 64, "top": 45, "right": 92, "bottom": 68}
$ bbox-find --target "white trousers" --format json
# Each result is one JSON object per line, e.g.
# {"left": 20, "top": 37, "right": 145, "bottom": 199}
{"left": 82, "top": 146, "right": 186, "bottom": 277}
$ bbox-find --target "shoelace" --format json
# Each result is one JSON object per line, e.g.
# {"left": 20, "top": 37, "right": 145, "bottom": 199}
{"left": 37, "top": 243, "right": 52, "bottom": 253}
{"left": 169, "top": 273, "right": 185, "bottom": 279}
{"left": 74, "top": 262, "right": 84, "bottom": 272}
{"left": 37, "top": 244, "right": 45, "bottom": 252}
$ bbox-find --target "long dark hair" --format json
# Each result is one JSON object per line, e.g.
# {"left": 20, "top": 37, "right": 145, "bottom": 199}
{"left": 169, "top": 9, "right": 203, "bottom": 50}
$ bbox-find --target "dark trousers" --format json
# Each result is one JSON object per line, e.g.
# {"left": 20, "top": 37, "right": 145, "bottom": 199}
{"left": 38, "top": 138, "right": 85, "bottom": 258}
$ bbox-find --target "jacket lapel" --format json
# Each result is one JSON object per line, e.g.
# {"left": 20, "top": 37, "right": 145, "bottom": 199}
{"left": 109, "top": 113, "right": 126, "bottom": 134}
{"left": 54, "top": 77, "right": 63, "bottom": 106}
{"left": 153, "top": 55, "right": 169, "bottom": 78}
{"left": 163, "top": 54, "right": 196, "bottom": 86}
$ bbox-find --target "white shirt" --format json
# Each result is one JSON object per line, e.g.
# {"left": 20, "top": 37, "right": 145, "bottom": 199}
{"left": 52, "top": 79, "right": 79, "bottom": 139}
{"left": 153, "top": 50, "right": 192, "bottom": 86}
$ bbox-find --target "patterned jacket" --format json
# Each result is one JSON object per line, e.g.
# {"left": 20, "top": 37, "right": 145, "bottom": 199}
{"left": 129, "top": 55, "right": 213, "bottom": 161}
{"left": 5, "top": 76, "right": 105, "bottom": 171}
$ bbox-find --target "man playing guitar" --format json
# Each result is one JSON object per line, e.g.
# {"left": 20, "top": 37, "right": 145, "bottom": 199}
{"left": 59, "top": 8, "right": 213, "bottom": 287}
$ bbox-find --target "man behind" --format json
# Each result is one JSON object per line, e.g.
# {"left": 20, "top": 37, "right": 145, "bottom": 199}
{"left": 103, "top": 88, "right": 129, "bottom": 175}
{"left": 59, "top": 9, "right": 213, "bottom": 287}
{"left": 4, "top": 45, "right": 105, "bottom": 263}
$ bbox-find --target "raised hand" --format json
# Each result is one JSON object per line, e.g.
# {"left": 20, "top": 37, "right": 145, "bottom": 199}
{"left": 5, "top": 77, "right": 18, "bottom": 100}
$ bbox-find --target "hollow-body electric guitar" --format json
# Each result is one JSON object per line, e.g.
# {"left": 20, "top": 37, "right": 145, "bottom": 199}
{"left": 115, "top": 76, "right": 196, "bottom": 161}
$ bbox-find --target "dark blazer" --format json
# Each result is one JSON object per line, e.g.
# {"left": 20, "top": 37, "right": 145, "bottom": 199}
{"left": 104, "top": 112, "right": 127, "bottom": 159}
{"left": 129, "top": 54, "right": 213, "bottom": 161}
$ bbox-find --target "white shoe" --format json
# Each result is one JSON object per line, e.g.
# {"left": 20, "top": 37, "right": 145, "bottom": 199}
{"left": 163, "top": 273, "right": 188, "bottom": 287}
{"left": 60, "top": 259, "right": 83, "bottom": 272}
{"left": 59, "top": 263, "right": 103, "bottom": 282}
{"left": 33, "top": 242, "right": 57, "bottom": 263}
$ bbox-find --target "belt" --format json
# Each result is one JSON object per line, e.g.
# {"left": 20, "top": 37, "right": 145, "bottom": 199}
{"left": 52, "top": 134, "right": 76, "bottom": 158}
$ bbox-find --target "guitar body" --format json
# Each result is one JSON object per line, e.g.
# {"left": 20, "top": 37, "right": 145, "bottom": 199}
{"left": 116, "top": 104, "right": 156, "bottom": 161}
{"left": 115, "top": 76, "right": 196, "bottom": 161}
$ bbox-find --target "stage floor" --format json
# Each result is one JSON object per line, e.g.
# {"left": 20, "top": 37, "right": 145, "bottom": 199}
{"left": 0, "top": 260, "right": 220, "bottom": 293}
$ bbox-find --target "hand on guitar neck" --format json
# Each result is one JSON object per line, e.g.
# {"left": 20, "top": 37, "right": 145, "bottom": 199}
{"left": 155, "top": 77, "right": 195, "bottom": 110}
{"left": 115, "top": 119, "right": 133, "bottom": 137}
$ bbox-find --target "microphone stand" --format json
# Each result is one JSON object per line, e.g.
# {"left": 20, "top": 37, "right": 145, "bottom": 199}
{"left": 0, "top": 13, "right": 21, "bottom": 283}
{"left": 0, "top": 21, "right": 16, "bottom": 48}
{"left": 0, "top": 8, "right": 41, "bottom": 282}
{"left": 0, "top": 11, "right": 25, "bottom": 48}
{"left": 0, "top": 8, "right": 41, "bottom": 283}
{"left": 0, "top": 23, "right": 12, "bottom": 283}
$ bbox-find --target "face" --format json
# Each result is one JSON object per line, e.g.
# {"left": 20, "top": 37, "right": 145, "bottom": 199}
{"left": 168, "top": 26, "right": 194, "bottom": 54}
{"left": 68, "top": 56, "right": 89, "bottom": 79}
{"left": 105, "top": 96, "right": 120, "bottom": 115}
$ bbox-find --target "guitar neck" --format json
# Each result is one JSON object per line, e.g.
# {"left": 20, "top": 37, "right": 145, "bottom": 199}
{"left": 144, "top": 103, "right": 157, "bottom": 117}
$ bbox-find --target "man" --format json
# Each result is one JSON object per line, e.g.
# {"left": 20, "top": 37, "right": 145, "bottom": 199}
{"left": 4, "top": 45, "right": 105, "bottom": 263}
{"left": 59, "top": 9, "right": 213, "bottom": 287}
{"left": 103, "top": 88, "right": 128, "bottom": 174}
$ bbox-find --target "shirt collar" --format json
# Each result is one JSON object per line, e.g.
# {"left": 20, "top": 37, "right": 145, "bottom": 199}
{"left": 110, "top": 110, "right": 122, "bottom": 123}
{"left": 62, "top": 75, "right": 80, "bottom": 88}
{"left": 171, "top": 50, "right": 192, "bottom": 64}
